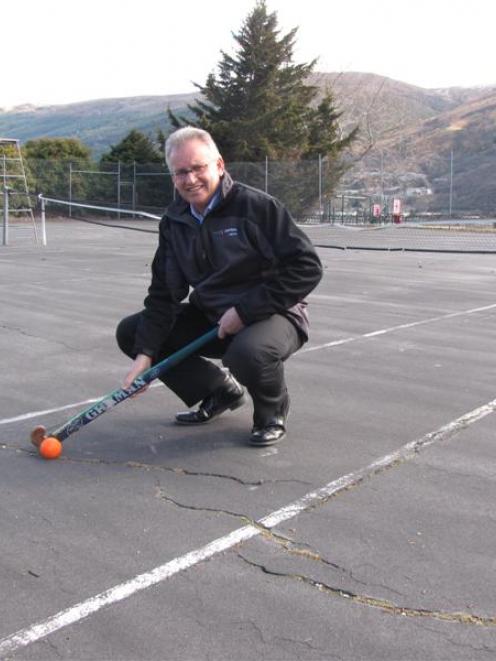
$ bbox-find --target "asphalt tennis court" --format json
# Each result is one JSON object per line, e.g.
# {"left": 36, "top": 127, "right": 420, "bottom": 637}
{"left": 1, "top": 220, "right": 495, "bottom": 660}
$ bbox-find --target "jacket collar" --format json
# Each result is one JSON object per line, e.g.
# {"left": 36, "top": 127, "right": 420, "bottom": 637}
{"left": 167, "top": 171, "right": 234, "bottom": 221}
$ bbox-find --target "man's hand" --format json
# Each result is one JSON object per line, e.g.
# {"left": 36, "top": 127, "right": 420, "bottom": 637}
{"left": 123, "top": 353, "right": 152, "bottom": 393}
{"left": 218, "top": 307, "right": 245, "bottom": 339}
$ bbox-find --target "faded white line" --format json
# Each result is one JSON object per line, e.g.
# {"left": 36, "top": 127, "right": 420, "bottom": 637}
{"left": 2, "top": 303, "right": 495, "bottom": 427}
{"left": 0, "top": 382, "right": 163, "bottom": 426}
{"left": 2, "top": 303, "right": 494, "bottom": 427}
{"left": 0, "top": 399, "right": 102, "bottom": 426}
{"left": 301, "top": 302, "right": 496, "bottom": 353}
{"left": 1, "top": 397, "right": 495, "bottom": 656}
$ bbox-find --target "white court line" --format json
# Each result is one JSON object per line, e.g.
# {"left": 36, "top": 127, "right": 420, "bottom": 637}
{"left": 1, "top": 303, "right": 495, "bottom": 428}
{"left": 1, "top": 396, "right": 495, "bottom": 656}
{"left": 301, "top": 302, "right": 496, "bottom": 353}
{"left": 0, "top": 383, "right": 163, "bottom": 427}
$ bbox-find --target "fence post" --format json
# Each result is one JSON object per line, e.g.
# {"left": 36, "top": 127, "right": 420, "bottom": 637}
{"left": 132, "top": 161, "right": 137, "bottom": 216}
{"left": 117, "top": 161, "right": 121, "bottom": 219}
{"left": 40, "top": 196, "right": 47, "bottom": 246}
{"left": 69, "top": 162, "right": 73, "bottom": 217}
{"left": 449, "top": 149, "right": 454, "bottom": 217}
{"left": 2, "top": 185, "right": 9, "bottom": 246}
{"left": 318, "top": 154, "right": 322, "bottom": 218}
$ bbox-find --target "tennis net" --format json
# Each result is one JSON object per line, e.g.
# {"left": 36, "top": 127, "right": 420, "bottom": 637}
{"left": 298, "top": 220, "right": 496, "bottom": 253}
{"left": 39, "top": 196, "right": 496, "bottom": 253}
{"left": 39, "top": 195, "right": 161, "bottom": 235}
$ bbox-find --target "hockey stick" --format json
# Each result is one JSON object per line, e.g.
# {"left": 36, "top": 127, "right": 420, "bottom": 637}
{"left": 31, "top": 327, "right": 219, "bottom": 447}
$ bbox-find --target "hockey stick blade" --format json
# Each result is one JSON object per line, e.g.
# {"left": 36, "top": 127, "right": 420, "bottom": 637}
{"left": 30, "top": 327, "right": 219, "bottom": 446}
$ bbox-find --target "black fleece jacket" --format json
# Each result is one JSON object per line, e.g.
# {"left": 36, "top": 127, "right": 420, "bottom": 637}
{"left": 134, "top": 173, "right": 323, "bottom": 358}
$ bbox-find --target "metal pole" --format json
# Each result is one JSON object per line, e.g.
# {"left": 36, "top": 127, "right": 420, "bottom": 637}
{"left": 318, "top": 154, "right": 322, "bottom": 218}
{"left": 69, "top": 162, "right": 73, "bottom": 217}
{"left": 117, "top": 161, "right": 121, "bottom": 219}
{"left": 265, "top": 156, "right": 268, "bottom": 193}
{"left": 380, "top": 150, "right": 384, "bottom": 211}
{"left": 132, "top": 161, "right": 137, "bottom": 216}
{"left": 40, "top": 196, "right": 47, "bottom": 246}
{"left": 3, "top": 186, "right": 9, "bottom": 246}
{"left": 449, "top": 149, "right": 454, "bottom": 217}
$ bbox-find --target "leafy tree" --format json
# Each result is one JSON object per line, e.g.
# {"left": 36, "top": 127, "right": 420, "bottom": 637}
{"left": 22, "top": 137, "right": 92, "bottom": 200}
{"left": 100, "top": 130, "right": 162, "bottom": 164}
{"left": 100, "top": 130, "right": 167, "bottom": 208}
{"left": 168, "top": 1, "right": 357, "bottom": 216}
{"left": 1, "top": 141, "right": 29, "bottom": 212}
{"left": 0, "top": 141, "right": 19, "bottom": 159}
{"left": 23, "top": 137, "right": 91, "bottom": 161}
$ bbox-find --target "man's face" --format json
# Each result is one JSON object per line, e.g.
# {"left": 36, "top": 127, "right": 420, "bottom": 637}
{"left": 169, "top": 139, "right": 224, "bottom": 213}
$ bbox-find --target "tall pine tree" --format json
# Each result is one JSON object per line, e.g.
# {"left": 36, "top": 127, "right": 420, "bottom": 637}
{"left": 168, "top": 1, "right": 357, "bottom": 215}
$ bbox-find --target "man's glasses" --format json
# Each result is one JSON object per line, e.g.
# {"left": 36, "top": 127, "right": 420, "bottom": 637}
{"left": 171, "top": 161, "right": 215, "bottom": 180}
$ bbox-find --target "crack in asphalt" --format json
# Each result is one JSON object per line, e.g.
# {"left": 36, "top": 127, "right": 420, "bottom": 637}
{"left": 154, "top": 486, "right": 384, "bottom": 593}
{"left": 0, "top": 444, "right": 309, "bottom": 487}
{"left": 155, "top": 486, "right": 256, "bottom": 522}
{"left": 3, "top": 399, "right": 496, "bottom": 636}
{"left": 0, "top": 324, "right": 79, "bottom": 351}
{"left": 236, "top": 553, "right": 496, "bottom": 628}
{"left": 155, "top": 485, "right": 496, "bottom": 630}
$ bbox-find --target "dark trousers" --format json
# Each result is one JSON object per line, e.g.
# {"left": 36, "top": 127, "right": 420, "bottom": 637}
{"left": 115, "top": 304, "right": 302, "bottom": 426}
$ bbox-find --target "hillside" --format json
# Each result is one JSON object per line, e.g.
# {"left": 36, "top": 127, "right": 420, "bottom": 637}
{"left": 0, "top": 72, "right": 474, "bottom": 155}
{"left": 0, "top": 93, "right": 196, "bottom": 155}
{"left": 345, "top": 86, "right": 496, "bottom": 213}
{"left": 1, "top": 73, "right": 495, "bottom": 213}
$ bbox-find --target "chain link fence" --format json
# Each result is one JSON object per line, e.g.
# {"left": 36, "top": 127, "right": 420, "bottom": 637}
{"left": 20, "top": 156, "right": 496, "bottom": 225}
{"left": 23, "top": 157, "right": 369, "bottom": 222}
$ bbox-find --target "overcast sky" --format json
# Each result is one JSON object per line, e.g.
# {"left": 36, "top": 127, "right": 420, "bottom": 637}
{"left": 3, "top": 0, "right": 495, "bottom": 109}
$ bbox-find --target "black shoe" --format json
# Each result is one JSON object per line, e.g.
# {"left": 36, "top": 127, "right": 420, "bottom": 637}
{"left": 175, "top": 375, "right": 245, "bottom": 425}
{"left": 249, "top": 416, "right": 287, "bottom": 446}
{"left": 250, "top": 393, "right": 290, "bottom": 446}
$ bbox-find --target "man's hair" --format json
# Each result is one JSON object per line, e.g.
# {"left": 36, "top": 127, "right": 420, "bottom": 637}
{"left": 165, "top": 127, "right": 221, "bottom": 169}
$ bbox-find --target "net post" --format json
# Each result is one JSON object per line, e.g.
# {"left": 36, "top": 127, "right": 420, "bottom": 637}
{"left": 40, "top": 196, "right": 47, "bottom": 246}
{"left": 318, "top": 154, "right": 323, "bottom": 219}
{"left": 117, "top": 161, "right": 121, "bottom": 219}
{"left": 132, "top": 161, "right": 137, "bottom": 217}
{"left": 69, "top": 162, "right": 73, "bottom": 217}
{"left": 2, "top": 185, "right": 9, "bottom": 246}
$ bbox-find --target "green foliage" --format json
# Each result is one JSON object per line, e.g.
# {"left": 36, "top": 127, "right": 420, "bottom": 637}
{"left": 0, "top": 141, "right": 29, "bottom": 212}
{"left": 305, "top": 90, "right": 359, "bottom": 160}
{"left": 0, "top": 142, "right": 18, "bottom": 159}
{"left": 99, "top": 130, "right": 167, "bottom": 208}
{"left": 100, "top": 129, "right": 162, "bottom": 164}
{"left": 168, "top": 0, "right": 357, "bottom": 214}
{"left": 23, "top": 137, "right": 91, "bottom": 160}
{"left": 22, "top": 138, "right": 92, "bottom": 200}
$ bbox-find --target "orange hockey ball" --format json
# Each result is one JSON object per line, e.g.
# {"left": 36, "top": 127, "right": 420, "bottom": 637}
{"left": 39, "top": 437, "right": 63, "bottom": 460}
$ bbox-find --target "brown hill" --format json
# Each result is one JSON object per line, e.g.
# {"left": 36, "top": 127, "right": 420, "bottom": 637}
{"left": 344, "top": 85, "right": 496, "bottom": 214}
